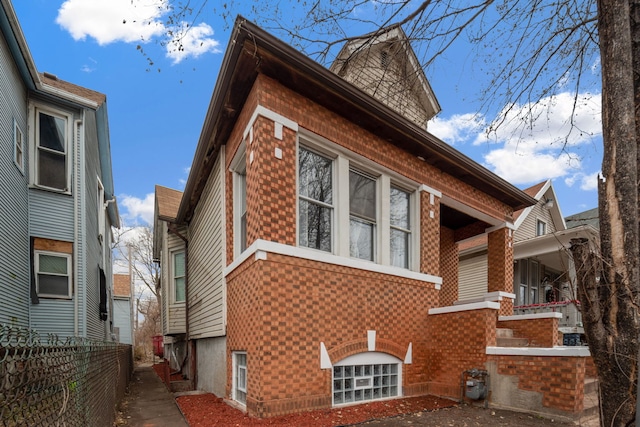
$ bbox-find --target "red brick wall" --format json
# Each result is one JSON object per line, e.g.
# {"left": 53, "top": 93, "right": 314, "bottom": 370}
{"left": 487, "top": 228, "right": 514, "bottom": 316}
{"left": 439, "top": 227, "right": 458, "bottom": 307}
{"left": 488, "top": 354, "right": 586, "bottom": 413}
{"left": 227, "top": 254, "right": 440, "bottom": 417}
{"left": 420, "top": 192, "right": 440, "bottom": 275}
{"left": 497, "top": 317, "right": 560, "bottom": 347}
{"left": 426, "top": 308, "right": 497, "bottom": 398}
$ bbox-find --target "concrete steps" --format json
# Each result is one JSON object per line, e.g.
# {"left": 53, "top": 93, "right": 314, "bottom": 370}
{"left": 579, "top": 378, "right": 600, "bottom": 425}
{"left": 496, "top": 328, "right": 529, "bottom": 347}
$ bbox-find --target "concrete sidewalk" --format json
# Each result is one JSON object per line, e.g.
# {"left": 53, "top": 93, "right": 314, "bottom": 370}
{"left": 121, "top": 363, "right": 188, "bottom": 426}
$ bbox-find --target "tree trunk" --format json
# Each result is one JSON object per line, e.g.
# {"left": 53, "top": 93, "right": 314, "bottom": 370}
{"left": 572, "top": 1, "right": 640, "bottom": 426}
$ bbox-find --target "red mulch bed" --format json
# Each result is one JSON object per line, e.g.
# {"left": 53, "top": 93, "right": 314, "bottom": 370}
{"left": 152, "top": 363, "right": 186, "bottom": 382}
{"left": 175, "top": 393, "right": 457, "bottom": 427}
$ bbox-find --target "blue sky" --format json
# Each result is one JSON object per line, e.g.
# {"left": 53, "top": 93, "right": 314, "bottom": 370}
{"left": 13, "top": 0, "right": 602, "bottom": 226}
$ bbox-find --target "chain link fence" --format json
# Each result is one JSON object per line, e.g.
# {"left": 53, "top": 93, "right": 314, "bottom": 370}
{"left": 0, "top": 324, "right": 132, "bottom": 427}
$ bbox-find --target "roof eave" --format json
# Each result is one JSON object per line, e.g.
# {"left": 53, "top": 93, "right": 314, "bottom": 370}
{"left": 178, "top": 16, "right": 536, "bottom": 221}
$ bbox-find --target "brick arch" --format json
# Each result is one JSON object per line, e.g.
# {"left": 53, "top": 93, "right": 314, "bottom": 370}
{"left": 328, "top": 338, "right": 406, "bottom": 365}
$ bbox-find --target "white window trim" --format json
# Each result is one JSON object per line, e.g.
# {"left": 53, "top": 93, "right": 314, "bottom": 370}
{"left": 13, "top": 118, "right": 25, "bottom": 174}
{"left": 232, "top": 351, "right": 247, "bottom": 406}
{"left": 171, "top": 250, "right": 186, "bottom": 304}
{"left": 298, "top": 131, "right": 420, "bottom": 271}
{"left": 297, "top": 145, "right": 337, "bottom": 254}
{"left": 230, "top": 140, "right": 247, "bottom": 259}
{"left": 35, "top": 250, "right": 73, "bottom": 299}
{"left": 536, "top": 219, "right": 547, "bottom": 236}
{"left": 29, "top": 103, "right": 73, "bottom": 194}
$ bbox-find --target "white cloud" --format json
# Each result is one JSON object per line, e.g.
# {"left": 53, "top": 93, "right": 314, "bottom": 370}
{"left": 56, "top": 0, "right": 166, "bottom": 45}
{"left": 476, "top": 92, "right": 602, "bottom": 184}
{"left": 565, "top": 171, "right": 600, "bottom": 191}
{"left": 56, "top": 0, "right": 220, "bottom": 64}
{"left": 119, "top": 193, "right": 155, "bottom": 225}
{"left": 166, "top": 22, "right": 221, "bottom": 64}
{"left": 476, "top": 92, "right": 601, "bottom": 149}
{"left": 429, "top": 113, "right": 486, "bottom": 145}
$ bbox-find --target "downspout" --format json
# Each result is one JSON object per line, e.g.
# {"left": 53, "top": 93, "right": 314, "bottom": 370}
{"left": 74, "top": 118, "right": 83, "bottom": 337}
{"left": 167, "top": 224, "right": 194, "bottom": 388}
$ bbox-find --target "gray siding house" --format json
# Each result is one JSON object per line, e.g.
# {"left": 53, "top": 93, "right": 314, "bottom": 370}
{"left": 0, "top": 0, "right": 119, "bottom": 340}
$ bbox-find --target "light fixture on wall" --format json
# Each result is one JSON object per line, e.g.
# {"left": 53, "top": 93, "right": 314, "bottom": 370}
{"left": 543, "top": 198, "right": 554, "bottom": 209}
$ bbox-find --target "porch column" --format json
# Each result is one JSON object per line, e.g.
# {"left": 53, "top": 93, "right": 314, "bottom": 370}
{"left": 419, "top": 185, "right": 441, "bottom": 276}
{"left": 487, "top": 226, "right": 514, "bottom": 315}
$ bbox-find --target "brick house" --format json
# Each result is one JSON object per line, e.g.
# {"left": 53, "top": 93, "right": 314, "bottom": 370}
{"left": 458, "top": 180, "right": 599, "bottom": 343}
{"left": 154, "top": 16, "right": 596, "bottom": 422}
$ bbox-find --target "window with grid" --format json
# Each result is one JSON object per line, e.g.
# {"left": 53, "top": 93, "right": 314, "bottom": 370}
{"left": 349, "top": 170, "right": 376, "bottom": 261}
{"left": 233, "top": 352, "right": 247, "bottom": 405}
{"left": 333, "top": 363, "right": 399, "bottom": 405}
{"left": 298, "top": 147, "right": 333, "bottom": 252}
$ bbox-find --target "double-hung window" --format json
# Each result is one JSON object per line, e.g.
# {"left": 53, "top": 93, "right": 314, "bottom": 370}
{"left": 298, "top": 147, "right": 333, "bottom": 252}
{"left": 35, "top": 251, "right": 72, "bottom": 298}
{"left": 390, "top": 187, "right": 411, "bottom": 268}
{"left": 14, "top": 119, "right": 24, "bottom": 173}
{"left": 536, "top": 219, "right": 546, "bottom": 236}
{"left": 35, "top": 108, "right": 69, "bottom": 191}
{"left": 349, "top": 170, "right": 376, "bottom": 261}
{"left": 173, "top": 251, "right": 185, "bottom": 303}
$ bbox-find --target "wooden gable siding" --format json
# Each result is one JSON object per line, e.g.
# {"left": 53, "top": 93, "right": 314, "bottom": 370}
{"left": 514, "top": 200, "right": 556, "bottom": 242}
{"left": 0, "top": 32, "right": 30, "bottom": 328}
{"left": 338, "top": 43, "right": 430, "bottom": 128}
{"left": 458, "top": 254, "right": 488, "bottom": 301}
{"left": 188, "top": 151, "right": 225, "bottom": 339}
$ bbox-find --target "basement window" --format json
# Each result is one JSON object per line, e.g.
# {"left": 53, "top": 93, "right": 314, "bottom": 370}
{"left": 332, "top": 352, "right": 401, "bottom": 406}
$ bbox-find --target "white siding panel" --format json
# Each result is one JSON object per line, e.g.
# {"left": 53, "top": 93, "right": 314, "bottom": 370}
{"left": 188, "top": 152, "right": 225, "bottom": 339}
{"left": 458, "top": 255, "right": 488, "bottom": 301}
{"left": 0, "top": 32, "right": 29, "bottom": 328}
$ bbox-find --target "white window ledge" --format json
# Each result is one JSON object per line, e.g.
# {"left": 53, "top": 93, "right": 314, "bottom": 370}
{"left": 486, "top": 346, "right": 591, "bottom": 357}
{"left": 499, "top": 312, "right": 562, "bottom": 321}
{"left": 224, "top": 239, "right": 442, "bottom": 288}
{"left": 428, "top": 301, "right": 500, "bottom": 315}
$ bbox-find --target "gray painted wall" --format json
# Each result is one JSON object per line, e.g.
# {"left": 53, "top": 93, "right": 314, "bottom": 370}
{"left": 0, "top": 28, "right": 29, "bottom": 328}
{"left": 196, "top": 336, "right": 227, "bottom": 397}
{"left": 113, "top": 298, "right": 132, "bottom": 344}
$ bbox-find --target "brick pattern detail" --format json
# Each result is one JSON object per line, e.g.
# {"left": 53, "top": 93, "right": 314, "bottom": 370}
{"left": 252, "top": 74, "right": 513, "bottom": 223}
{"left": 585, "top": 356, "right": 597, "bottom": 378}
{"left": 438, "top": 227, "right": 458, "bottom": 307}
{"left": 488, "top": 354, "right": 587, "bottom": 413}
{"left": 487, "top": 228, "right": 514, "bottom": 316}
{"left": 227, "top": 253, "right": 439, "bottom": 417}
{"left": 426, "top": 308, "right": 497, "bottom": 397}
{"left": 219, "top": 73, "right": 522, "bottom": 418}
{"left": 420, "top": 192, "right": 440, "bottom": 276}
{"left": 498, "top": 317, "right": 560, "bottom": 347}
